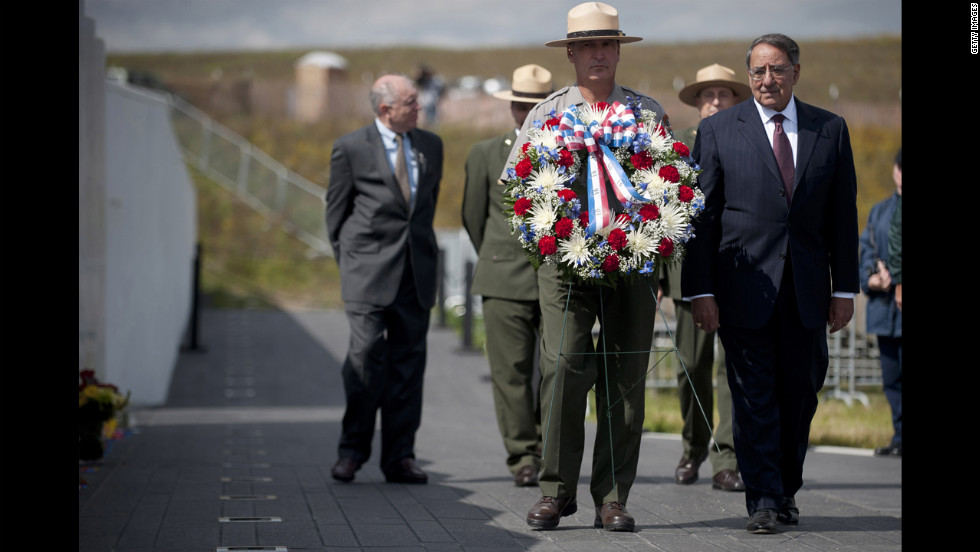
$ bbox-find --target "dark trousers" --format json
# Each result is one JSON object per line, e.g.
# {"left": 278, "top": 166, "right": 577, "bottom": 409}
{"left": 338, "top": 261, "right": 429, "bottom": 475}
{"left": 718, "top": 265, "right": 828, "bottom": 516}
{"left": 877, "top": 335, "right": 902, "bottom": 447}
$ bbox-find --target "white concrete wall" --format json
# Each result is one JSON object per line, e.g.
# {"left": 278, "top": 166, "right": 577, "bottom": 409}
{"left": 104, "top": 81, "right": 197, "bottom": 406}
{"left": 79, "top": 0, "right": 106, "bottom": 376}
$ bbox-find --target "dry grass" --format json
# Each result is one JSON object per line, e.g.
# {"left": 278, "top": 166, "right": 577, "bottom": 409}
{"left": 640, "top": 386, "right": 893, "bottom": 450}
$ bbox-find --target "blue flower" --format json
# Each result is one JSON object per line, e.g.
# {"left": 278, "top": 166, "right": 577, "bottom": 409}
{"left": 639, "top": 261, "right": 655, "bottom": 274}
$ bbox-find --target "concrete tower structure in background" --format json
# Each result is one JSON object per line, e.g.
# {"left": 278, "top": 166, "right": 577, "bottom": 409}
{"left": 294, "top": 51, "right": 349, "bottom": 122}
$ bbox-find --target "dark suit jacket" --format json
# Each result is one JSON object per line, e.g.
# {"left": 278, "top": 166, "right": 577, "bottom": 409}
{"left": 325, "top": 123, "right": 443, "bottom": 309}
{"left": 461, "top": 131, "right": 538, "bottom": 301}
{"left": 682, "top": 97, "right": 859, "bottom": 330}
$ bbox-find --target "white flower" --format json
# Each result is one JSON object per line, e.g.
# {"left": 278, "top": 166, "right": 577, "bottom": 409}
{"left": 527, "top": 127, "right": 559, "bottom": 150}
{"left": 596, "top": 214, "right": 630, "bottom": 238}
{"left": 528, "top": 164, "right": 567, "bottom": 193}
{"left": 637, "top": 109, "right": 660, "bottom": 130}
{"left": 634, "top": 169, "right": 669, "bottom": 202}
{"left": 528, "top": 200, "right": 557, "bottom": 233}
{"left": 649, "top": 128, "right": 671, "bottom": 153}
{"left": 627, "top": 223, "right": 658, "bottom": 261}
{"left": 558, "top": 230, "right": 592, "bottom": 266}
{"left": 579, "top": 102, "right": 609, "bottom": 126}
{"left": 658, "top": 202, "right": 687, "bottom": 242}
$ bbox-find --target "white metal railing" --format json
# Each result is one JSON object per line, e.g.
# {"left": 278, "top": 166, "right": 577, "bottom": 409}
{"left": 169, "top": 95, "right": 333, "bottom": 257}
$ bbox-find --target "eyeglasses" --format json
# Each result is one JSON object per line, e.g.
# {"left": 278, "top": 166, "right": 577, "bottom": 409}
{"left": 748, "top": 64, "right": 794, "bottom": 82}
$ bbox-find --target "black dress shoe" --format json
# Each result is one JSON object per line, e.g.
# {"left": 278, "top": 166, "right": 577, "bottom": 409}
{"left": 331, "top": 457, "right": 361, "bottom": 483}
{"left": 711, "top": 469, "right": 746, "bottom": 492}
{"left": 747, "top": 508, "right": 778, "bottom": 534}
{"left": 513, "top": 465, "right": 538, "bottom": 487}
{"left": 384, "top": 457, "right": 428, "bottom": 484}
{"left": 526, "top": 496, "right": 577, "bottom": 529}
{"left": 593, "top": 502, "right": 635, "bottom": 532}
{"left": 874, "top": 444, "right": 902, "bottom": 457}
{"left": 777, "top": 496, "right": 799, "bottom": 524}
{"left": 674, "top": 451, "right": 707, "bottom": 485}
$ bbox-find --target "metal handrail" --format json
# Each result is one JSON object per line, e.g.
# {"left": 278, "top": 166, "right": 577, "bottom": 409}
{"left": 168, "top": 95, "right": 333, "bottom": 257}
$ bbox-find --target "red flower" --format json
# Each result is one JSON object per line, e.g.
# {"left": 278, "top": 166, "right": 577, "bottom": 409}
{"left": 639, "top": 204, "right": 659, "bottom": 221}
{"left": 554, "top": 217, "right": 574, "bottom": 239}
{"left": 594, "top": 102, "right": 611, "bottom": 112}
{"left": 538, "top": 235, "right": 557, "bottom": 255}
{"left": 630, "top": 151, "right": 654, "bottom": 170}
{"left": 607, "top": 228, "right": 628, "bottom": 250}
{"left": 543, "top": 117, "right": 562, "bottom": 129}
{"left": 678, "top": 185, "right": 694, "bottom": 202}
{"left": 513, "top": 197, "right": 532, "bottom": 216}
{"left": 557, "top": 149, "right": 575, "bottom": 168}
{"left": 515, "top": 158, "right": 534, "bottom": 179}
{"left": 659, "top": 165, "right": 680, "bottom": 183}
{"left": 658, "top": 237, "right": 674, "bottom": 257}
{"left": 521, "top": 142, "right": 531, "bottom": 154}
{"left": 557, "top": 188, "right": 577, "bottom": 202}
{"left": 673, "top": 142, "right": 690, "bottom": 157}
{"left": 601, "top": 254, "right": 620, "bottom": 272}
{"left": 578, "top": 211, "right": 590, "bottom": 228}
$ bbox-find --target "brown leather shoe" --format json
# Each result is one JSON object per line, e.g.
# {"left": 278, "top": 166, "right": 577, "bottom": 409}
{"left": 384, "top": 457, "right": 428, "bottom": 484}
{"left": 593, "top": 502, "right": 635, "bottom": 532}
{"left": 674, "top": 453, "right": 705, "bottom": 485}
{"left": 513, "top": 465, "right": 538, "bottom": 487}
{"left": 526, "top": 496, "right": 577, "bottom": 529}
{"left": 331, "top": 457, "right": 361, "bottom": 483}
{"left": 711, "top": 469, "right": 746, "bottom": 492}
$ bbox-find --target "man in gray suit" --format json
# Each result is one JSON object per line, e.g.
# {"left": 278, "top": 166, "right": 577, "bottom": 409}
{"left": 325, "top": 74, "right": 443, "bottom": 485}
{"left": 462, "top": 64, "right": 553, "bottom": 488}
{"left": 683, "top": 34, "right": 859, "bottom": 533}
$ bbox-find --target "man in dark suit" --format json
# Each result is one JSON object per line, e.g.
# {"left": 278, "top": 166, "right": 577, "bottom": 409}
{"left": 682, "top": 34, "right": 859, "bottom": 534}
{"left": 325, "top": 74, "right": 443, "bottom": 485}
{"left": 661, "top": 63, "right": 750, "bottom": 493}
{"left": 462, "top": 64, "right": 553, "bottom": 488}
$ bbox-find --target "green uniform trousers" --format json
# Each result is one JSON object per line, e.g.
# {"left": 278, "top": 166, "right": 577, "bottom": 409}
{"left": 673, "top": 300, "right": 737, "bottom": 474}
{"left": 482, "top": 297, "right": 542, "bottom": 474}
{"left": 536, "top": 264, "right": 654, "bottom": 506}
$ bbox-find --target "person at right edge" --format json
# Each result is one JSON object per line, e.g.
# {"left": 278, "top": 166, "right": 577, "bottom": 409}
{"left": 500, "top": 2, "right": 670, "bottom": 533}
{"left": 660, "top": 63, "right": 749, "bottom": 493}
{"left": 682, "top": 34, "right": 860, "bottom": 534}
{"left": 861, "top": 149, "right": 902, "bottom": 457}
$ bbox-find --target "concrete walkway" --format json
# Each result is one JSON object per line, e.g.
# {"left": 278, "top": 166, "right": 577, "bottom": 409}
{"left": 79, "top": 308, "right": 902, "bottom": 551}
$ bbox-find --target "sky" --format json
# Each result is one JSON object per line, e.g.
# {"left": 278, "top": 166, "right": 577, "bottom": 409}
{"left": 83, "top": 0, "right": 902, "bottom": 53}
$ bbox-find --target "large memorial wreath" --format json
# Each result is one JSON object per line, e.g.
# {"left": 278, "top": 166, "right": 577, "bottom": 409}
{"left": 503, "top": 98, "right": 704, "bottom": 286}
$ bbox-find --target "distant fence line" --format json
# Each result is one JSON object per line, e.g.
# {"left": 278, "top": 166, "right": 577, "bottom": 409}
{"left": 167, "top": 90, "right": 882, "bottom": 400}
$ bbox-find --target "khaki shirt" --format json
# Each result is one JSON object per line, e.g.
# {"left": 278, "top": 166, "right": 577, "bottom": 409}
{"left": 499, "top": 83, "right": 669, "bottom": 184}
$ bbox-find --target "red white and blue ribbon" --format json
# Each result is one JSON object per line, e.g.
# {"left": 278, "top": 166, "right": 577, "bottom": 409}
{"left": 555, "top": 101, "right": 650, "bottom": 234}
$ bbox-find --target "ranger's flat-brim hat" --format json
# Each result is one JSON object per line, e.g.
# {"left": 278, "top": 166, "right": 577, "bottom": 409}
{"left": 493, "top": 64, "right": 554, "bottom": 103}
{"left": 545, "top": 2, "right": 642, "bottom": 47}
{"left": 678, "top": 63, "right": 753, "bottom": 106}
